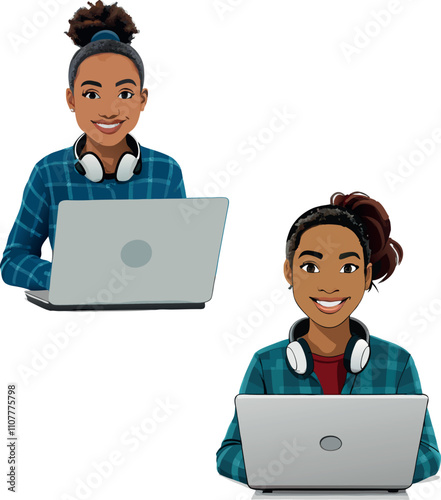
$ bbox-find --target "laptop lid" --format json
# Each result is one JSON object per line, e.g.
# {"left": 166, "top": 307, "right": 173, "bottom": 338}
{"left": 235, "top": 394, "right": 428, "bottom": 491}
{"left": 48, "top": 198, "right": 228, "bottom": 306}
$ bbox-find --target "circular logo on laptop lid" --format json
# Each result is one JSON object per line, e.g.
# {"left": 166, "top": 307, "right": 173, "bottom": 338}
{"left": 320, "top": 435, "right": 342, "bottom": 451}
{"left": 121, "top": 240, "right": 152, "bottom": 268}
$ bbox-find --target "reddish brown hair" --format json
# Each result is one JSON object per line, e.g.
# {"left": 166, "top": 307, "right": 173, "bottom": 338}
{"left": 331, "top": 192, "right": 403, "bottom": 282}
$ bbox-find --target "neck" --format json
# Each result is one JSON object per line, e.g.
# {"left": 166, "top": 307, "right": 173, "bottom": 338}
{"left": 304, "top": 317, "right": 352, "bottom": 356}
{"left": 84, "top": 135, "right": 130, "bottom": 174}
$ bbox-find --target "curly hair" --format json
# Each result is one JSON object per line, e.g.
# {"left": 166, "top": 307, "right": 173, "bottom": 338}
{"left": 66, "top": 1, "right": 144, "bottom": 91}
{"left": 65, "top": 0, "right": 139, "bottom": 46}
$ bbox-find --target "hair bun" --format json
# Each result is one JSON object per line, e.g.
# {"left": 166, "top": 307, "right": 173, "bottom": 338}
{"left": 65, "top": 0, "right": 139, "bottom": 47}
{"left": 331, "top": 191, "right": 403, "bottom": 282}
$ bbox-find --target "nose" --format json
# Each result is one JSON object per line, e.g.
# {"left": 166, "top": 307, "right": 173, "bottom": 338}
{"left": 98, "top": 111, "right": 120, "bottom": 119}
{"left": 317, "top": 268, "right": 340, "bottom": 294}
{"left": 98, "top": 97, "right": 122, "bottom": 120}
{"left": 318, "top": 287, "right": 339, "bottom": 294}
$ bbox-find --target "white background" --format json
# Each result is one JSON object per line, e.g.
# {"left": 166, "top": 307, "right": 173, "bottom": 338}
{"left": 1, "top": 1, "right": 441, "bottom": 499}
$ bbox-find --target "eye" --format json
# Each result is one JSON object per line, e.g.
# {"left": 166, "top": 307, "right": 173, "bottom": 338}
{"left": 340, "top": 263, "right": 359, "bottom": 273}
{"left": 300, "top": 263, "right": 319, "bottom": 273}
{"left": 118, "top": 90, "right": 134, "bottom": 99}
{"left": 82, "top": 91, "right": 100, "bottom": 99}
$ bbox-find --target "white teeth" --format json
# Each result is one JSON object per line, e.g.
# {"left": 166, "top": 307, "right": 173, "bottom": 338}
{"left": 316, "top": 300, "right": 343, "bottom": 307}
{"left": 96, "top": 122, "right": 120, "bottom": 128}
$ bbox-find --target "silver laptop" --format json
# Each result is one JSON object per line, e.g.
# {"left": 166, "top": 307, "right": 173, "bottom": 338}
{"left": 235, "top": 394, "right": 428, "bottom": 492}
{"left": 25, "top": 198, "right": 228, "bottom": 310}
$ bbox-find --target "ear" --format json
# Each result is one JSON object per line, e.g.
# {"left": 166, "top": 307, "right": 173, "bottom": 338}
{"left": 140, "top": 88, "right": 148, "bottom": 110}
{"left": 365, "top": 262, "right": 373, "bottom": 290}
{"left": 284, "top": 259, "right": 293, "bottom": 286}
{"left": 66, "top": 88, "right": 75, "bottom": 111}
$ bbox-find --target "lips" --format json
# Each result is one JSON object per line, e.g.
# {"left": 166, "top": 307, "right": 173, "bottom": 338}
{"left": 311, "top": 297, "right": 348, "bottom": 314}
{"left": 92, "top": 120, "right": 125, "bottom": 135}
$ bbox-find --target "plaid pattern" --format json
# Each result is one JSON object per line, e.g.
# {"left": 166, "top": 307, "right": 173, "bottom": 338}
{"left": 216, "top": 334, "right": 440, "bottom": 485}
{"left": 1, "top": 144, "right": 186, "bottom": 290}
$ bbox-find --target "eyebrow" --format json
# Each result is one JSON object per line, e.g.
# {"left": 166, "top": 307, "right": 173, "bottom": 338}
{"left": 298, "top": 250, "right": 323, "bottom": 259}
{"left": 115, "top": 79, "right": 137, "bottom": 87}
{"left": 339, "top": 252, "right": 360, "bottom": 260}
{"left": 81, "top": 80, "right": 102, "bottom": 87}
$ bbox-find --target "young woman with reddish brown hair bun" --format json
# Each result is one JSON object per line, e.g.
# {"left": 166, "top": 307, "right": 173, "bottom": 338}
{"left": 217, "top": 192, "right": 440, "bottom": 486}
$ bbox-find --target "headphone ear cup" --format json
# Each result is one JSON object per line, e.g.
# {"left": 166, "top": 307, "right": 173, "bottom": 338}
{"left": 286, "top": 337, "right": 313, "bottom": 376}
{"left": 115, "top": 152, "right": 137, "bottom": 182}
{"left": 344, "top": 337, "right": 370, "bottom": 374}
{"left": 76, "top": 153, "right": 105, "bottom": 183}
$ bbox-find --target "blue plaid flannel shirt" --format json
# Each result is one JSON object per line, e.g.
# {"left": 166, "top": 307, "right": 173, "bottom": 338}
{"left": 1, "top": 144, "right": 186, "bottom": 290}
{"left": 216, "top": 334, "right": 440, "bottom": 485}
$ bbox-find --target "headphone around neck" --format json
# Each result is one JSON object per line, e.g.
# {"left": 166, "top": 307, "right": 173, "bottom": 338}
{"left": 286, "top": 317, "right": 370, "bottom": 377}
{"left": 73, "top": 133, "right": 142, "bottom": 183}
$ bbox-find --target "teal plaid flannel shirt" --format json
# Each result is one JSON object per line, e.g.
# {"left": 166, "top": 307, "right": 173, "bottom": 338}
{"left": 1, "top": 144, "right": 185, "bottom": 290}
{"left": 216, "top": 334, "right": 440, "bottom": 485}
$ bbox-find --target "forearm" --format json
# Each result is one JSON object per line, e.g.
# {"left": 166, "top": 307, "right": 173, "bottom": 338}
{"left": 217, "top": 354, "right": 267, "bottom": 485}
{"left": 1, "top": 166, "right": 52, "bottom": 290}
{"left": 413, "top": 441, "right": 441, "bottom": 483}
{"left": 216, "top": 440, "right": 247, "bottom": 484}
{"left": 1, "top": 249, "right": 51, "bottom": 290}
{"left": 412, "top": 408, "right": 441, "bottom": 483}
{"left": 396, "top": 356, "right": 441, "bottom": 483}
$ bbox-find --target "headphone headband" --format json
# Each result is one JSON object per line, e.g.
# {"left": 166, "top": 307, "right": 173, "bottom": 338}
{"left": 288, "top": 317, "right": 370, "bottom": 344}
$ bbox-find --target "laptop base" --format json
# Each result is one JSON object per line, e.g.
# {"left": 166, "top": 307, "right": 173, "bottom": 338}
{"left": 261, "top": 488, "right": 402, "bottom": 493}
{"left": 25, "top": 290, "right": 205, "bottom": 311}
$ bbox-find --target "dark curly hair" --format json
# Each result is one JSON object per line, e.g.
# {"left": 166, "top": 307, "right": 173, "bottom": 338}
{"left": 66, "top": 1, "right": 144, "bottom": 91}
{"left": 65, "top": 0, "right": 139, "bottom": 46}
{"left": 286, "top": 192, "right": 403, "bottom": 286}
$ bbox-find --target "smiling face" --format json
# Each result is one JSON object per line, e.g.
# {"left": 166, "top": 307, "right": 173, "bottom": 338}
{"left": 66, "top": 53, "right": 148, "bottom": 146}
{"left": 284, "top": 224, "right": 372, "bottom": 328}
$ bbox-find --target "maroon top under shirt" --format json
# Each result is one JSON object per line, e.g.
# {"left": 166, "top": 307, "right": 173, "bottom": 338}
{"left": 311, "top": 352, "right": 347, "bottom": 394}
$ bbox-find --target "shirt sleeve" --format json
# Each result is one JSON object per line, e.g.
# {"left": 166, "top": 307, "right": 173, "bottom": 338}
{"left": 1, "top": 167, "right": 52, "bottom": 290}
{"left": 396, "top": 354, "right": 441, "bottom": 483}
{"left": 216, "top": 353, "right": 266, "bottom": 484}
{"left": 167, "top": 159, "right": 186, "bottom": 198}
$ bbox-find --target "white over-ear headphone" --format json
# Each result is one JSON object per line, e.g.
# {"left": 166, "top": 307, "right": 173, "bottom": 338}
{"left": 286, "top": 317, "right": 371, "bottom": 377}
{"left": 73, "top": 133, "right": 142, "bottom": 183}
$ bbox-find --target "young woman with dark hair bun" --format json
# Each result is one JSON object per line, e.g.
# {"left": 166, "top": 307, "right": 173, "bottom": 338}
{"left": 1, "top": 1, "right": 186, "bottom": 290}
{"left": 217, "top": 192, "right": 440, "bottom": 486}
